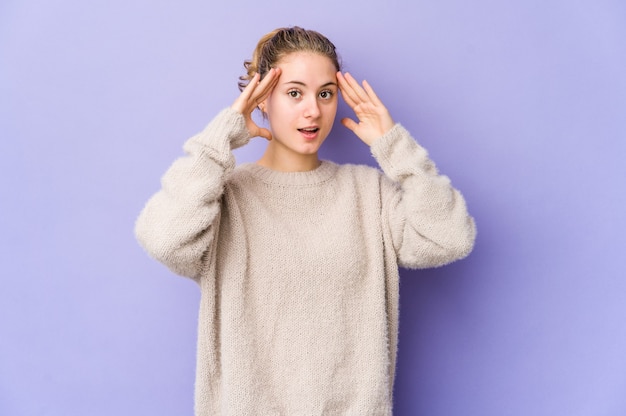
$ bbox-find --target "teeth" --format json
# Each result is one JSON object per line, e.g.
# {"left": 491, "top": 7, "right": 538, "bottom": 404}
{"left": 300, "top": 128, "right": 318, "bottom": 132}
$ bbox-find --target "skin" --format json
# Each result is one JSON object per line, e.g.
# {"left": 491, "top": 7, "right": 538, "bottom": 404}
{"left": 231, "top": 51, "right": 395, "bottom": 172}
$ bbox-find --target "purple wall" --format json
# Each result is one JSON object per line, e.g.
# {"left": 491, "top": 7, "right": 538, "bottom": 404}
{"left": 2, "top": 0, "right": 625, "bottom": 415}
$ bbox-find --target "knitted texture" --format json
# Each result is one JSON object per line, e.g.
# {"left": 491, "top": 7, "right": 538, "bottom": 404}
{"left": 135, "top": 108, "right": 476, "bottom": 415}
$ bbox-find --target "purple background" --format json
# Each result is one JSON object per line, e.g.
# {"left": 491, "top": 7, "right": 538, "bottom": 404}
{"left": 2, "top": 0, "right": 625, "bottom": 415}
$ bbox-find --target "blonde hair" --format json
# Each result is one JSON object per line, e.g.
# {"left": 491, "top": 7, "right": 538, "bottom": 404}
{"left": 238, "top": 26, "right": 341, "bottom": 91}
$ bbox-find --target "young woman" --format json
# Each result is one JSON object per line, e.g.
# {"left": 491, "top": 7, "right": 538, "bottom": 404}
{"left": 135, "top": 26, "right": 476, "bottom": 415}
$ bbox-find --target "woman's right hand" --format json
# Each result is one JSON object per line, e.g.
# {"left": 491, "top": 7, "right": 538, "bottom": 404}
{"left": 231, "top": 68, "right": 282, "bottom": 141}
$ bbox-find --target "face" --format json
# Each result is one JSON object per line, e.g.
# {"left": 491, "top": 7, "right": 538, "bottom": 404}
{"left": 262, "top": 52, "right": 338, "bottom": 158}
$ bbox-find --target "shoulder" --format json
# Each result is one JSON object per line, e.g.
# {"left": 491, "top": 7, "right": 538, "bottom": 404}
{"left": 335, "top": 162, "right": 380, "bottom": 178}
{"left": 332, "top": 162, "right": 400, "bottom": 203}
{"left": 335, "top": 162, "right": 397, "bottom": 188}
{"left": 224, "top": 163, "right": 257, "bottom": 189}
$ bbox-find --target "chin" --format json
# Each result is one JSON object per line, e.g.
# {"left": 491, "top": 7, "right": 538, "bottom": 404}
{"left": 296, "top": 144, "right": 323, "bottom": 155}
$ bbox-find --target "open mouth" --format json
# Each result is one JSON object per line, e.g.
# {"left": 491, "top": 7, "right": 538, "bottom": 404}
{"left": 298, "top": 127, "right": 319, "bottom": 133}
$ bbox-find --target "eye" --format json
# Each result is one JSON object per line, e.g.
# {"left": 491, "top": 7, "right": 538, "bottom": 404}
{"left": 319, "top": 90, "right": 334, "bottom": 100}
{"left": 288, "top": 89, "right": 302, "bottom": 99}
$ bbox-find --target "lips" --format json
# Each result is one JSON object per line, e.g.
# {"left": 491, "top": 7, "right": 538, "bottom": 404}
{"left": 298, "top": 126, "right": 320, "bottom": 140}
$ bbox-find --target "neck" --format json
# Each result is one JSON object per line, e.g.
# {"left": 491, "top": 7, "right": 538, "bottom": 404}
{"left": 256, "top": 143, "right": 321, "bottom": 172}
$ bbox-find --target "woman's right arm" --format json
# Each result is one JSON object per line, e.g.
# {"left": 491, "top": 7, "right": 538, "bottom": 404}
{"left": 134, "top": 68, "right": 281, "bottom": 280}
{"left": 134, "top": 108, "right": 250, "bottom": 280}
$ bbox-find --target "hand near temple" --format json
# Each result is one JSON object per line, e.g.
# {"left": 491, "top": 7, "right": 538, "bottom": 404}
{"left": 337, "top": 72, "right": 395, "bottom": 146}
{"left": 231, "top": 68, "right": 282, "bottom": 141}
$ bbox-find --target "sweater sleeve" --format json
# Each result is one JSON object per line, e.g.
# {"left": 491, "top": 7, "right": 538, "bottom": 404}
{"left": 134, "top": 107, "right": 251, "bottom": 280}
{"left": 371, "top": 124, "right": 476, "bottom": 269}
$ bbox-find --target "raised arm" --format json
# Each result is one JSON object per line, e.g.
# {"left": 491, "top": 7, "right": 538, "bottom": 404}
{"left": 373, "top": 125, "right": 476, "bottom": 268}
{"left": 134, "top": 108, "right": 249, "bottom": 280}
{"left": 135, "top": 69, "right": 281, "bottom": 280}
{"left": 338, "top": 72, "right": 476, "bottom": 268}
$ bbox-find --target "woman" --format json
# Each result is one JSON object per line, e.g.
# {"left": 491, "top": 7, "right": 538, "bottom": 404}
{"left": 135, "top": 26, "right": 476, "bottom": 415}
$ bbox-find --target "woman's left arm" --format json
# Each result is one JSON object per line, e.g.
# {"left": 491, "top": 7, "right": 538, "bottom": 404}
{"left": 338, "top": 72, "right": 476, "bottom": 268}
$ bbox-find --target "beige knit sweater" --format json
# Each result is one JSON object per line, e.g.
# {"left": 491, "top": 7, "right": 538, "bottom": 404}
{"left": 135, "top": 108, "right": 476, "bottom": 415}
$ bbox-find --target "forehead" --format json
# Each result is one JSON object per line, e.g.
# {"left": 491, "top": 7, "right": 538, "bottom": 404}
{"left": 276, "top": 52, "right": 337, "bottom": 84}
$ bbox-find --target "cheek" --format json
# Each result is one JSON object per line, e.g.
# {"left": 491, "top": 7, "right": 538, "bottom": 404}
{"left": 266, "top": 99, "right": 296, "bottom": 129}
{"left": 324, "top": 101, "right": 338, "bottom": 120}
{"left": 266, "top": 94, "right": 292, "bottom": 116}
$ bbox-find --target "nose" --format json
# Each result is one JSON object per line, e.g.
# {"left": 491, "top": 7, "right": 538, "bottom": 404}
{"left": 303, "top": 96, "right": 320, "bottom": 118}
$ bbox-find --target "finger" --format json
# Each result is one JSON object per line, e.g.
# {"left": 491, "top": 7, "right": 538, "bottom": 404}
{"left": 336, "top": 71, "right": 349, "bottom": 90}
{"left": 252, "top": 68, "right": 281, "bottom": 104}
{"left": 343, "top": 72, "right": 370, "bottom": 103}
{"left": 241, "top": 72, "right": 261, "bottom": 101}
{"left": 338, "top": 72, "right": 360, "bottom": 106}
{"left": 340, "top": 117, "right": 358, "bottom": 133}
{"left": 337, "top": 72, "right": 359, "bottom": 108}
{"left": 258, "top": 127, "right": 273, "bottom": 141}
{"left": 362, "top": 79, "right": 384, "bottom": 107}
{"left": 232, "top": 73, "right": 261, "bottom": 113}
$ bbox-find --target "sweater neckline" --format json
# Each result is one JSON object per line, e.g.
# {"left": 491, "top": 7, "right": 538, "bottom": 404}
{"left": 240, "top": 161, "right": 338, "bottom": 186}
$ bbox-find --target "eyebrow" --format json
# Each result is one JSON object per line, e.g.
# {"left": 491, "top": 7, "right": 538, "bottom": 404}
{"left": 284, "top": 80, "right": 338, "bottom": 88}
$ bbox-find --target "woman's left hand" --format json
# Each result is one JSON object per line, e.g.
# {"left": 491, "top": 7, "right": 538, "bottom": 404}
{"left": 337, "top": 72, "right": 395, "bottom": 146}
